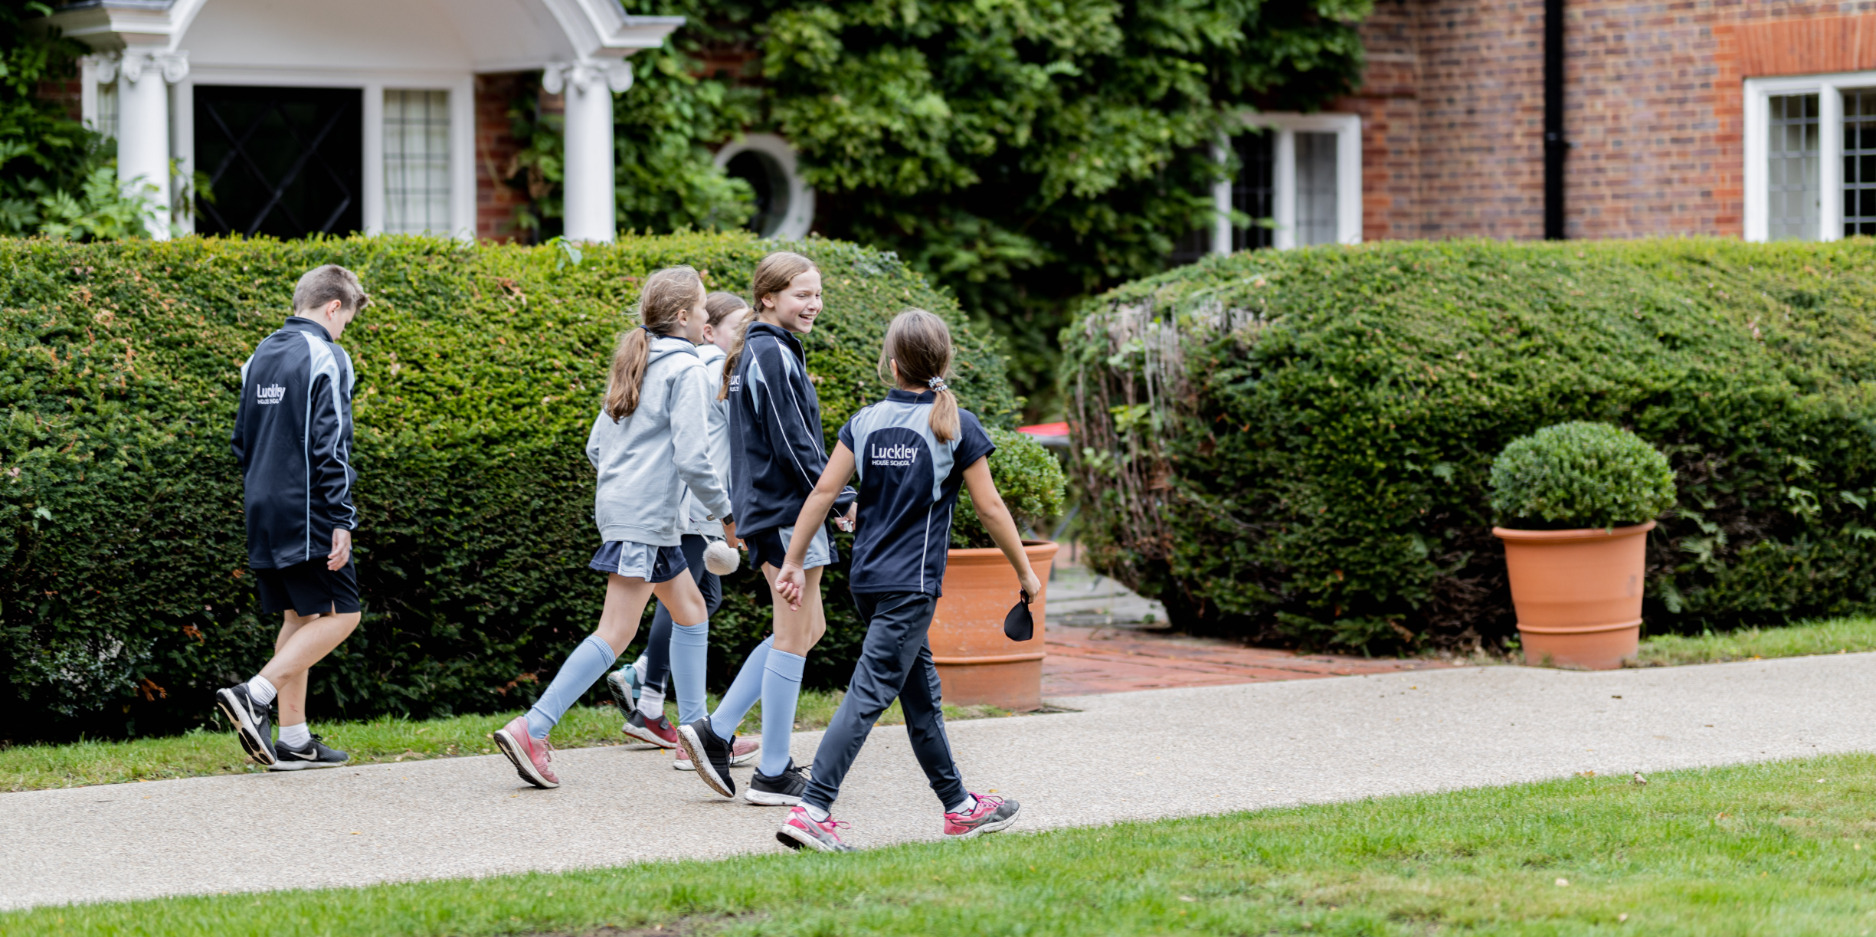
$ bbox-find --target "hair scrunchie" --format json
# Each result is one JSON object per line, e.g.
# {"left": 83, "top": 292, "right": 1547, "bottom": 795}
{"left": 640, "top": 323, "right": 657, "bottom": 336}
{"left": 927, "top": 376, "right": 948, "bottom": 393}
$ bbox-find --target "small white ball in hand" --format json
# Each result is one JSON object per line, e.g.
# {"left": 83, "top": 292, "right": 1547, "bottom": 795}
{"left": 703, "top": 539, "right": 741, "bottom": 575}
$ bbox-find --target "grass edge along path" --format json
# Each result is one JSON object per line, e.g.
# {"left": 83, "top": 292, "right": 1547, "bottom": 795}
{"left": 0, "top": 694, "right": 1010, "bottom": 793}
{"left": 1635, "top": 614, "right": 1876, "bottom": 667}
{"left": 6, "top": 753, "right": 1874, "bottom": 936}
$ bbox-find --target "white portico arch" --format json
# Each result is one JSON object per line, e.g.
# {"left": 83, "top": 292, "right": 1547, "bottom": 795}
{"left": 45, "top": 0, "right": 679, "bottom": 242}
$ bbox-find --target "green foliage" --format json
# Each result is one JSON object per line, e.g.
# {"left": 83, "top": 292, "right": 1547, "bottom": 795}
{"left": 1065, "top": 238, "right": 1876, "bottom": 653}
{"left": 0, "top": 3, "right": 159, "bottom": 239}
{"left": 503, "top": 48, "right": 759, "bottom": 239}
{"left": 950, "top": 428, "right": 1068, "bottom": 548}
{"left": 1489, "top": 422, "right": 1676, "bottom": 530}
{"left": 0, "top": 232, "right": 1018, "bottom": 742}
{"left": 512, "top": 0, "right": 1371, "bottom": 411}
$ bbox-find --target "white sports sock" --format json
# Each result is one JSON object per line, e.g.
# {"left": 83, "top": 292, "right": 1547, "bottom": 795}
{"left": 948, "top": 794, "right": 976, "bottom": 816}
{"left": 806, "top": 804, "right": 830, "bottom": 823}
{"left": 246, "top": 675, "right": 277, "bottom": 706}
{"left": 278, "top": 722, "right": 311, "bottom": 748}
{"left": 634, "top": 654, "right": 649, "bottom": 682}
{"left": 638, "top": 686, "right": 666, "bottom": 720}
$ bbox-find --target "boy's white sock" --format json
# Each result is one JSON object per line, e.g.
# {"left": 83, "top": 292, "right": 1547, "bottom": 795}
{"left": 278, "top": 722, "right": 311, "bottom": 748}
{"left": 638, "top": 686, "right": 666, "bottom": 720}
{"left": 948, "top": 794, "right": 976, "bottom": 816}
{"left": 246, "top": 675, "right": 277, "bottom": 706}
{"left": 805, "top": 804, "right": 830, "bottom": 823}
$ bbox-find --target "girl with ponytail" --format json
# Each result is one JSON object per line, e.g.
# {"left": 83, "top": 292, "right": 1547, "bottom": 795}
{"left": 492, "top": 266, "right": 738, "bottom": 790}
{"left": 676, "top": 250, "right": 859, "bottom": 806}
{"left": 768, "top": 309, "right": 1041, "bottom": 852}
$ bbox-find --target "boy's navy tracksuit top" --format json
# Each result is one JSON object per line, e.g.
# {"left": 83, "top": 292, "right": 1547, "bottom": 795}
{"left": 725, "top": 321, "right": 855, "bottom": 535}
{"left": 230, "top": 316, "right": 357, "bottom": 570}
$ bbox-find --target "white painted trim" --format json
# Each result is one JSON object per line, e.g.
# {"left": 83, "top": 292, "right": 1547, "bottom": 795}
{"left": 449, "top": 76, "right": 475, "bottom": 240}
{"left": 361, "top": 84, "right": 385, "bottom": 234}
{"left": 80, "top": 56, "right": 102, "bottom": 128}
{"left": 1213, "top": 111, "right": 1363, "bottom": 253}
{"left": 171, "top": 75, "right": 193, "bottom": 235}
{"left": 1209, "top": 139, "right": 1231, "bottom": 257}
{"left": 714, "top": 133, "right": 816, "bottom": 240}
{"left": 1741, "top": 70, "right": 1876, "bottom": 242}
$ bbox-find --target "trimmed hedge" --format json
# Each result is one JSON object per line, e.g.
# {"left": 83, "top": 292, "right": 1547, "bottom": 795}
{"left": 1065, "top": 238, "right": 1876, "bottom": 652}
{"left": 1, "top": 233, "right": 1018, "bottom": 741}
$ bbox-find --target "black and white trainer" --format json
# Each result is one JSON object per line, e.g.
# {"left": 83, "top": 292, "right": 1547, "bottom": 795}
{"left": 215, "top": 683, "right": 275, "bottom": 766}
{"left": 676, "top": 717, "right": 736, "bottom": 798}
{"left": 270, "top": 734, "right": 350, "bottom": 771}
{"left": 745, "top": 759, "right": 810, "bottom": 806}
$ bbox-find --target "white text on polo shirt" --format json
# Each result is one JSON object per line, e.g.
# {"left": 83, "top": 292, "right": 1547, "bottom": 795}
{"left": 255, "top": 383, "right": 286, "bottom": 405}
{"left": 870, "top": 442, "right": 919, "bottom": 467}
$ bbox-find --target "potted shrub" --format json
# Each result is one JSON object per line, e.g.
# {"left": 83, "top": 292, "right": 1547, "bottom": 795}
{"left": 929, "top": 428, "right": 1068, "bottom": 710}
{"left": 1489, "top": 422, "right": 1676, "bottom": 669}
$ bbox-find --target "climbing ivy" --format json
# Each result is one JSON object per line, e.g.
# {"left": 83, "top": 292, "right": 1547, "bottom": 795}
{"left": 512, "top": 0, "right": 1372, "bottom": 411}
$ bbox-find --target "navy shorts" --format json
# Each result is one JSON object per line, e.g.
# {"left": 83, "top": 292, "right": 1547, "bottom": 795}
{"left": 254, "top": 559, "right": 360, "bottom": 617}
{"left": 744, "top": 524, "right": 836, "bottom": 572}
{"left": 589, "top": 540, "right": 688, "bottom": 583}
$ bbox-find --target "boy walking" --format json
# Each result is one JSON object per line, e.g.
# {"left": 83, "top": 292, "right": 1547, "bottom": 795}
{"left": 216, "top": 265, "right": 368, "bottom": 770}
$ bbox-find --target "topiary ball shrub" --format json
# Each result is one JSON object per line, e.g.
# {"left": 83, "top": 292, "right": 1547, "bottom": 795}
{"left": 951, "top": 428, "right": 1067, "bottom": 548}
{"left": 1489, "top": 422, "right": 1676, "bottom": 530}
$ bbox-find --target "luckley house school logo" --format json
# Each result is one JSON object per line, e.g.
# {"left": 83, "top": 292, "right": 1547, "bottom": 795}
{"left": 871, "top": 442, "right": 920, "bottom": 468}
{"left": 255, "top": 383, "right": 286, "bottom": 405}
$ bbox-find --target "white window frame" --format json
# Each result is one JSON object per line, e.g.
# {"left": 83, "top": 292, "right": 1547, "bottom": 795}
{"left": 165, "top": 67, "right": 476, "bottom": 240}
{"left": 713, "top": 133, "right": 815, "bottom": 240}
{"left": 1737, "top": 71, "right": 1876, "bottom": 242}
{"left": 1209, "top": 111, "right": 1363, "bottom": 254}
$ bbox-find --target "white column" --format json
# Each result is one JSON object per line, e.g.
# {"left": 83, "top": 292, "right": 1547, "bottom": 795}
{"left": 1272, "top": 128, "right": 1297, "bottom": 250}
{"left": 544, "top": 60, "right": 633, "bottom": 244}
{"left": 1209, "top": 138, "right": 1231, "bottom": 256}
{"left": 1820, "top": 84, "right": 1844, "bottom": 242}
{"left": 100, "top": 50, "right": 188, "bottom": 240}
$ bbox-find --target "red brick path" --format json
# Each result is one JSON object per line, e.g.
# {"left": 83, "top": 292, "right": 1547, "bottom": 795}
{"left": 1041, "top": 624, "right": 1452, "bottom": 698}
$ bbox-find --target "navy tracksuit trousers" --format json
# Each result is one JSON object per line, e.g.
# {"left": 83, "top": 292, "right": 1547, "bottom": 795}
{"left": 802, "top": 591, "right": 966, "bottom": 812}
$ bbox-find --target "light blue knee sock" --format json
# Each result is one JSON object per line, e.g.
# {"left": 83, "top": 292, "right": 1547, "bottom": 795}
{"left": 757, "top": 649, "right": 805, "bottom": 776}
{"left": 709, "top": 635, "right": 772, "bottom": 741}
{"left": 669, "top": 620, "right": 710, "bottom": 726}
{"left": 526, "top": 635, "right": 618, "bottom": 739}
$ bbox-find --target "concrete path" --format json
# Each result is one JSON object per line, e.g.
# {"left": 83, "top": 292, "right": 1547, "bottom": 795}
{"left": 5, "top": 653, "right": 1875, "bottom": 910}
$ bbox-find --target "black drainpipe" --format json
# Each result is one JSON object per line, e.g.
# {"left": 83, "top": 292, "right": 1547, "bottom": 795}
{"left": 1543, "top": 0, "right": 1567, "bottom": 239}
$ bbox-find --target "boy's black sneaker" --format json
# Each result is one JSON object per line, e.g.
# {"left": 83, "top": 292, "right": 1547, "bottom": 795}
{"left": 676, "top": 718, "right": 736, "bottom": 798}
{"left": 215, "top": 683, "right": 276, "bottom": 766}
{"left": 744, "top": 759, "right": 810, "bottom": 806}
{"left": 270, "top": 734, "right": 350, "bottom": 771}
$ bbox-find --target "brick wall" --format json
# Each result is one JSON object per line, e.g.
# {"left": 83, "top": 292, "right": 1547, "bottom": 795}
{"left": 1342, "top": 0, "right": 1876, "bottom": 241}
{"left": 473, "top": 73, "right": 532, "bottom": 242}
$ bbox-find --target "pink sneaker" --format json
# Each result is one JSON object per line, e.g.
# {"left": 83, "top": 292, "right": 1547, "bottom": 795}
{"left": 944, "top": 793, "right": 1020, "bottom": 838}
{"left": 776, "top": 804, "right": 853, "bottom": 852}
{"left": 492, "top": 715, "right": 559, "bottom": 789}
{"left": 674, "top": 736, "right": 760, "bottom": 770}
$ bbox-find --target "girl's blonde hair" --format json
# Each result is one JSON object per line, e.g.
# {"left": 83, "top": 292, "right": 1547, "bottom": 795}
{"left": 606, "top": 265, "right": 704, "bottom": 421}
{"left": 719, "top": 251, "right": 818, "bottom": 401}
{"left": 879, "top": 309, "right": 959, "bottom": 443}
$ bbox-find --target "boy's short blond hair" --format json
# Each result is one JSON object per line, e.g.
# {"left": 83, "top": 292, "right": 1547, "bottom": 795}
{"left": 293, "top": 265, "right": 369, "bottom": 315}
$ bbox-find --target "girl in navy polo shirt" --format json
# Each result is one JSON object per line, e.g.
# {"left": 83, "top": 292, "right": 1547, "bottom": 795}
{"left": 770, "top": 309, "right": 1043, "bottom": 852}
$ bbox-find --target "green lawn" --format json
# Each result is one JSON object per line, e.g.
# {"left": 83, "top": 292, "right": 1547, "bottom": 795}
{"left": 0, "top": 693, "right": 1009, "bottom": 793}
{"left": 1637, "top": 615, "right": 1876, "bottom": 667}
{"left": 7, "top": 753, "right": 1874, "bottom": 936}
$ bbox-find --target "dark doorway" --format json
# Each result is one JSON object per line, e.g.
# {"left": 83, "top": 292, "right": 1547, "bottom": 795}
{"left": 194, "top": 85, "right": 362, "bottom": 238}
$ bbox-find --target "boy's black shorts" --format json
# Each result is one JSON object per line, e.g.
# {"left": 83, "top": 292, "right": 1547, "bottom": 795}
{"left": 254, "top": 559, "right": 360, "bottom": 616}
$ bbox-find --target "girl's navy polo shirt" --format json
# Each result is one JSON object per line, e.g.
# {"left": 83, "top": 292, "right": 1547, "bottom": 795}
{"left": 838, "top": 389, "right": 996, "bottom": 596}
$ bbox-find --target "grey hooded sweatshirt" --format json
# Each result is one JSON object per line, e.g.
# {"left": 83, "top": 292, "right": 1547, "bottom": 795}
{"left": 585, "top": 334, "right": 734, "bottom": 546}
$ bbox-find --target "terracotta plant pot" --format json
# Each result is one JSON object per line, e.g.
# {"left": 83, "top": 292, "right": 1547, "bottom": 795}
{"left": 928, "top": 541, "right": 1059, "bottom": 711}
{"left": 1493, "top": 520, "right": 1655, "bottom": 670}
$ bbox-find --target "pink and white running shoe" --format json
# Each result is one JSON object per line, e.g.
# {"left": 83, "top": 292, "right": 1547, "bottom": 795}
{"left": 674, "top": 736, "right": 760, "bottom": 770}
{"left": 776, "top": 804, "right": 853, "bottom": 852}
{"left": 943, "top": 793, "right": 1020, "bottom": 838}
{"left": 492, "top": 715, "right": 559, "bottom": 789}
